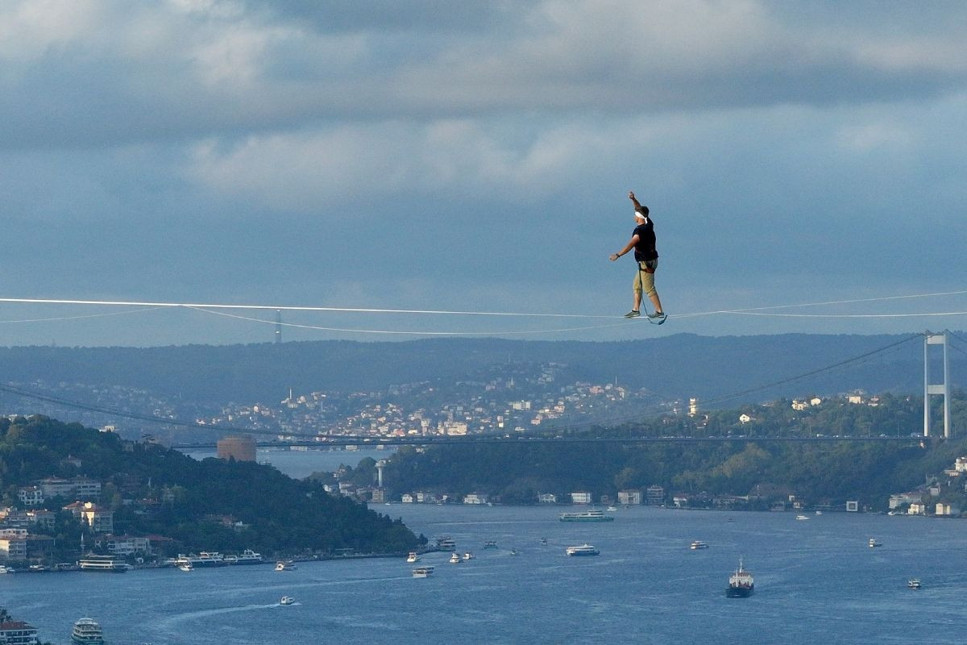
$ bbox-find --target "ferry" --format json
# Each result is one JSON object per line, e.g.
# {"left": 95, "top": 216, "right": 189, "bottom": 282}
{"left": 78, "top": 555, "right": 130, "bottom": 573}
{"left": 226, "top": 549, "right": 263, "bottom": 565}
{"left": 559, "top": 509, "right": 614, "bottom": 523}
{"left": 275, "top": 560, "right": 297, "bottom": 571}
{"left": 435, "top": 536, "right": 456, "bottom": 550}
{"left": 406, "top": 552, "right": 420, "bottom": 563}
{"left": 412, "top": 566, "right": 435, "bottom": 578}
{"left": 280, "top": 596, "right": 296, "bottom": 605}
{"left": 726, "top": 558, "right": 754, "bottom": 598}
{"left": 565, "top": 544, "right": 600, "bottom": 557}
{"left": 690, "top": 540, "right": 710, "bottom": 550}
{"left": 71, "top": 617, "right": 105, "bottom": 644}
{"left": 175, "top": 552, "right": 226, "bottom": 568}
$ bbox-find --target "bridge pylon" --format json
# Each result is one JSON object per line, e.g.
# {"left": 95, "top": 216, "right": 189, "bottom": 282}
{"left": 923, "top": 330, "right": 951, "bottom": 439}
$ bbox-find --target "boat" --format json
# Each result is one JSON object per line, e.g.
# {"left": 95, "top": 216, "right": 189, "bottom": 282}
{"left": 435, "top": 536, "right": 456, "bottom": 550}
{"left": 565, "top": 544, "right": 600, "bottom": 557}
{"left": 908, "top": 578, "right": 921, "bottom": 590}
{"left": 726, "top": 558, "right": 754, "bottom": 598}
{"left": 607, "top": 506, "right": 618, "bottom": 512}
{"left": 559, "top": 509, "right": 614, "bottom": 523}
{"left": 796, "top": 514, "right": 809, "bottom": 521}
{"left": 175, "top": 552, "right": 226, "bottom": 568}
{"left": 276, "top": 560, "right": 297, "bottom": 571}
{"left": 78, "top": 555, "right": 130, "bottom": 573}
{"left": 0, "top": 565, "right": 12, "bottom": 574}
{"left": 406, "top": 552, "right": 420, "bottom": 563}
{"left": 462, "top": 552, "right": 474, "bottom": 561}
{"left": 280, "top": 596, "right": 296, "bottom": 605}
{"left": 483, "top": 540, "right": 498, "bottom": 549}
{"left": 178, "top": 562, "right": 193, "bottom": 572}
{"left": 449, "top": 552, "right": 462, "bottom": 564}
{"left": 540, "top": 537, "right": 548, "bottom": 546}
{"left": 412, "top": 566, "right": 435, "bottom": 578}
{"left": 509, "top": 548, "right": 519, "bottom": 556}
{"left": 869, "top": 538, "right": 882, "bottom": 548}
{"left": 226, "top": 549, "right": 263, "bottom": 565}
{"left": 71, "top": 617, "right": 105, "bottom": 644}
{"left": 690, "top": 540, "right": 709, "bottom": 550}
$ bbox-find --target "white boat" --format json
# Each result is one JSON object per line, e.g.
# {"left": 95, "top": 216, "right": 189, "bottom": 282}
{"left": 280, "top": 596, "right": 296, "bottom": 605}
{"left": 559, "top": 509, "right": 614, "bottom": 523}
{"left": 449, "top": 552, "right": 462, "bottom": 564}
{"left": 406, "top": 552, "right": 420, "bottom": 563}
{"left": 78, "top": 555, "right": 130, "bottom": 573}
{"left": 412, "top": 566, "right": 435, "bottom": 578}
{"left": 175, "top": 552, "right": 226, "bottom": 568}
{"left": 226, "top": 549, "right": 263, "bottom": 565}
{"left": 908, "top": 578, "right": 921, "bottom": 590}
{"left": 690, "top": 540, "right": 709, "bottom": 550}
{"left": 276, "top": 560, "right": 297, "bottom": 571}
{"left": 463, "top": 552, "right": 474, "bottom": 561}
{"left": 796, "top": 514, "right": 809, "bottom": 521}
{"left": 178, "top": 562, "right": 193, "bottom": 572}
{"left": 0, "top": 565, "right": 12, "bottom": 574}
{"left": 71, "top": 617, "right": 105, "bottom": 644}
{"left": 565, "top": 544, "right": 600, "bottom": 557}
{"left": 869, "top": 538, "right": 882, "bottom": 548}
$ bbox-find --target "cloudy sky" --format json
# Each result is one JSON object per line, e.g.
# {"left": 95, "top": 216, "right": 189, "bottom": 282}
{"left": 1, "top": 0, "right": 966, "bottom": 347}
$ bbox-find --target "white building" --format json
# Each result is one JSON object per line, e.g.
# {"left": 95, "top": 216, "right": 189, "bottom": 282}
{"left": 570, "top": 491, "right": 592, "bottom": 505}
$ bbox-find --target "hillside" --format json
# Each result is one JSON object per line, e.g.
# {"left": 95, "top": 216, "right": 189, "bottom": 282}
{"left": 0, "top": 416, "right": 421, "bottom": 562}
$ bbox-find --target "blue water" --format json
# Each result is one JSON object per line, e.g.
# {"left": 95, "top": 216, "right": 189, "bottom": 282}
{"left": 3, "top": 505, "right": 966, "bottom": 644}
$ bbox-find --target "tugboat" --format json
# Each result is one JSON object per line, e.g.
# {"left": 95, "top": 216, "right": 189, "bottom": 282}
{"left": 726, "top": 558, "right": 755, "bottom": 598}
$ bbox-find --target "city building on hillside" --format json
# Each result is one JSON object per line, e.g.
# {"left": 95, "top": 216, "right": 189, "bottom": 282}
{"left": 216, "top": 435, "right": 257, "bottom": 462}
{"left": 463, "top": 493, "right": 488, "bottom": 505}
{"left": 0, "top": 620, "right": 40, "bottom": 645}
{"left": 17, "top": 486, "right": 44, "bottom": 507}
{"left": 105, "top": 535, "right": 151, "bottom": 556}
{"left": 0, "top": 537, "right": 27, "bottom": 561}
{"left": 646, "top": 485, "right": 665, "bottom": 506}
{"left": 64, "top": 501, "right": 114, "bottom": 534}
{"left": 570, "top": 491, "right": 592, "bottom": 505}
{"left": 39, "top": 477, "right": 101, "bottom": 500}
{"left": 618, "top": 490, "right": 642, "bottom": 505}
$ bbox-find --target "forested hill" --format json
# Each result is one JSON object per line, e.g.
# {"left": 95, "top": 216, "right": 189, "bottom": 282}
{"left": 0, "top": 416, "right": 420, "bottom": 557}
{"left": 0, "top": 332, "right": 957, "bottom": 406}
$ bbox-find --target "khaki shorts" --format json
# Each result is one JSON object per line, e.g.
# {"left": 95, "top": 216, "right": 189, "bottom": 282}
{"left": 633, "top": 259, "right": 658, "bottom": 297}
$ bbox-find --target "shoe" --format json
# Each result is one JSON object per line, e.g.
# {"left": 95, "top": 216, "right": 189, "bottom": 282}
{"left": 648, "top": 311, "right": 667, "bottom": 325}
{"left": 624, "top": 310, "right": 641, "bottom": 318}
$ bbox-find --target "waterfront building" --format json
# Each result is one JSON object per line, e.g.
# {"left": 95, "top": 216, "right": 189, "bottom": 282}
{"left": 617, "top": 490, "right": 642, "bottom": 505}
{"left": 0, "top": 620, "right": 39, "bottom": 645}
{"left": 0, "top": 536, "right": 27, "bottom": 561}
{"left": 216, "top": 435, "right": 257, "bottom": 462}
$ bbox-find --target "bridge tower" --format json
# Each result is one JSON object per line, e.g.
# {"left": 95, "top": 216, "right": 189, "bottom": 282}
{"left": 923, "top": 331, "right": 951, "bottom": 438}
{"left": 275, "top": 309, "right": 282, "bottom": 344}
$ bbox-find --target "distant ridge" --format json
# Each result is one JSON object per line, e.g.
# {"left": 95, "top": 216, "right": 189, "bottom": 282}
{"left": 0, "top": 332, "right": 958, "bottom": 407}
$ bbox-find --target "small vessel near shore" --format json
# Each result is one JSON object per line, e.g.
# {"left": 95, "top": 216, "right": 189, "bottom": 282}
{"left": 226, "top": 549, "right": 263, "bottom": 565}
{"left": 71, "top": 617, "right": 105, "bottom": 644}
{"left": 726, "top": 558, "right": 754, "bottom": 598}
{"left": 565, "top": 544, "right": 600, "bottom": 557}
{"left": 559, "top": 509, "right": 614, "bottom": 523}
{"left": 78, "top": 555, "right": 130, "bottom": 573}
{"left": 276, "top": 560, "right": 297, "bottom": 571}
{"left": 412, "top": 566, "right": 435, "bottom": 578}
{"left": 406, "top": 552, "right": 420, "bottom": 563}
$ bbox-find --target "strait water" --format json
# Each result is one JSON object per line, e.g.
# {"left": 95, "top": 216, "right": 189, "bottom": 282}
{"left": 2, "top": 505, "right": 966, "bottom": 644}
{"left": 4, "top": 450, "right": 967, "bottom": 644}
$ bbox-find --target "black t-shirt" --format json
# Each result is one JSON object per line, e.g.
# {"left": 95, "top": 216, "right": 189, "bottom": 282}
{"left": 633, "top": 219, "right": 658, "bottom": 262}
